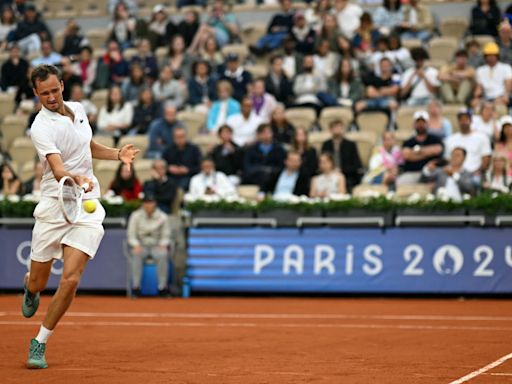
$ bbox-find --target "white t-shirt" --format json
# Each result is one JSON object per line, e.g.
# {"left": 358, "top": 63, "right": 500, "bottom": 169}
{"left": 226, "top": 112, "right": 264, "bottom": 147}
{"left": 471, "top": 115, "right": 498, "bottom": 140}
{"left": 30, "top": 101, "right": 100, "bottom": 199}
{"left": 336, "top": 3, "right": 363, "bottom": 39}
{"left": 444, "top": 132, "right": 492, "bottom": 173}
{"left": 188, "top": 171, "right": 236, "bottom": 199}
{"left": 401, "top": 67, "right": 440, "bottom": 99}
{"left": 476, "top": 62, "right": 512, "bottom": 100}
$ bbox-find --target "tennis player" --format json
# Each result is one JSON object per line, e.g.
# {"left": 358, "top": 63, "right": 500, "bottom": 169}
{"left": 22, "top": 64, "right": 140, "bottom": 369}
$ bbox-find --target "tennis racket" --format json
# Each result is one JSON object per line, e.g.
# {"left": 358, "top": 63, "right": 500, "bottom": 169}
{"left": 58, "top": 176, "right": 90, "bottom": 224}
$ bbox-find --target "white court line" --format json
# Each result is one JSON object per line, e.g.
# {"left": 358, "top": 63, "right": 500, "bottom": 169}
{"left": 2, "top": 311, "right": 512, "bottom": 322}
{"left": 487, "top": 373, "right": 512, "bottom": 376}
{"left": 449, "top": 352, "right": 512, "bottom": 384}
{"left": 1, "top": 320, "right": 512, "bottom": 332}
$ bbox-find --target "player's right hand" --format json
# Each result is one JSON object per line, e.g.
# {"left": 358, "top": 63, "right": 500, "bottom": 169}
{"left": 74, "top": 175, "right": 94, "bottom": 192}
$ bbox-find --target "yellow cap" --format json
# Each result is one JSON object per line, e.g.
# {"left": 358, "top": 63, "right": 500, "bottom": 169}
{"left": 483, "top": 42, "right": 500, "bottom": 56}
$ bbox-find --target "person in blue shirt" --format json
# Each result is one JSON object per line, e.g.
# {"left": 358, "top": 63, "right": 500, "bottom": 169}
{"left": 265, "top": 151, "right": 311, "bottom": 198}
{"left": 147, "top": 103, "right": 184, "bottom": 158}
{"left": 206, "top": 79, "right": 240, "bottom": 132}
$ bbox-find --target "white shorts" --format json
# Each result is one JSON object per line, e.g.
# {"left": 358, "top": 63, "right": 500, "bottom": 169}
{"left": 30, "top": 197, "right": 106, "bottom": 262}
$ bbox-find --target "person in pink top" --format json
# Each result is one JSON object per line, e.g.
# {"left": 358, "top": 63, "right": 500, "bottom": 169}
{"left": 495, "top": 116, "right": 512, "bottom": 177}
{"left": 364, "top": 131, "right": 404, "bottom": 187}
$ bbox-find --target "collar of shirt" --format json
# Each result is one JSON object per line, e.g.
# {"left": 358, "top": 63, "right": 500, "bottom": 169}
{"left": 40, "top": 102, "right": 76, "bottom": 122}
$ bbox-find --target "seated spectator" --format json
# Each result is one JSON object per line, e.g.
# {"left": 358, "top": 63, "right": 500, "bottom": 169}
{"left": 209, "top": 124, "right": 243, "bottom": 185}
{"left": 281, "top": 36, "right": 300, "bottom": 79}
{"left": 108, "top": 163, "right": 142, "bottom": 201}
{"left": 59, "top": 19, "right": 88, "bottom": 57}
{"left": 198, "top": 36, "right": 224, "bottom": 71}
{"left": 315, "top": 13, "right": 344, "bottom": 53}
{"left": 472, "top": 42, "right": 512, "bottom": 109}
{"left": 61, "top": 57, "right": 83, "bottom": 101}
{"left": 483, "top": 152, "right": 511, "bottom": 193}
{"left": 31, "top": 40, "right": 62, "bottom": 67}
{"left": 22, "top": 161, "right": 43, "bottom": 196}
{"left": 352, "top": 12, "right": 380, "bottom": 59}
{"left": 321, "top": 119, "right": 362, "bottom": 192}
{"left": 0, "top": 6, "right": 16, "bottom": 49}
{"left": 328, "top": 58, "right": 364, "bottom": 108}
{"left": 95, "top": 40, "right": 130, "bottom": 88}
{"left": 143, "top": 159, "right": 177, "bottom": 214}
{"left": 131, "top": 88, "right": 161, "bottom": 135}
{"left": 164, "top": 34, "right": 194, "bottom": 81}
{"left": 122, "top": 62, "right": 148, "bottom": 103}
{"left": 146, "top": 5, "right": 169, "bottom": 49}
{"left": 470, "top": 0, "right": 501, "bottom": 37}
{"left": 427, "top": 99, "right": 452, "bottom": 139}
{"left": 313, "top": 39, "right": 339, "bottom": 79}
{"left": 130, "top": 38, "right": 159, "bottom": 81}
{"left": 305, "top": 0, "right": 332, "bottom": 31}
{"left": 207, "top": 80, "right": 241, "bottom": 132}
{"left": 472, "top": 101, "right": 499, "bottom": 142}
{"left": 127, "top": 193, "right": 171, "bottom": 297}
{"left": 243, "top": 123, "right": 287, "bottom": 188}
{"left": 291, "top": 11, "right": 316, "bottom": 55}
{"left": 399, "top": 0, "right": 431, "bottom": 43}
{"left": 0, "top": 162, "right": 22, "bottom": 196}
{"left": 147, "top": 103, "right": 183, "bottom": 158}
{"left": 73, "top": 46, "right": 96, "bottom": 95}
{"left": 373, "top": 0, "right": 403, "bottom": 36}
{"left": 310, "top": 153, "right": 346, "bottom": 198}
{"left": 250, "top": 78, "right": 277, "bottom": 122}
{"left": 444, "top": 109, "right": 492, "bottom": 175}
{"left": 400, "top": 47, "right": 439, "bottom": 106}
{"left": 398, "top": 111, "right": 444, "bottom": 185}
{"left": 498, "top": 20, "right": 512, "bottom": 65}
{"left": 271, "top": 104, "right": 295, "bottom": 145}
{"left": 152, "top": 66, "right": 185, "bottom": 109}
{"left": 250, "top": 0, "right": 294, "bottom": 55}
{"left": 363, "top": 131, "right": 403, "bottom": 186}
{"left": 188, "top": 157, "right": 237, "bottom": 199}
{"left": 291, "top": 127, "right": 318, "bottom": 178}
{"left": 108, "top": 1, "right": 136, "bottom": 50}
{"left": 466, "top": 39, "right": 485, "bottom": 69}
{"left": 355, "top": 57, "right": 399, "bottom": 114}
{"left": 264, "top": 55, "right": 294, "bottom": 107}
{"left": 439, "top": 49, "right": 475, "bottom": 105}
{"left": 15, "top": 65, "right": 34, "bottom": 106}
{"left": 226, "top": 96, "right": 265, "bottom": 147}
{"left": 97, "top": 85, "right": 134, "bottom": 139}
{"left": 388, "top": 33, "right": 413, "bottom": 73}
{"left": 177, "top": 9, "right": 200, "bottom": 47}
{"left": 70, "top": 84, "right": 98, "bottom": 131}
{"left": 108, "top": 0, "right": 138, "bottom": 15}
{"left": 219, "top": 53, "right": 252, "bottom": 102}
{"left": 10, "top": 4, "right": 51, "bottom": 56}
{"left": 495, "top": 116, "right": 512, "bottom": 176}
{"left": 421, "top": 147, "right": 476, "bottom": 201}
{"left": 187, "top": 60, "right": 217, "bottom": 113}
{"left": 334, "top": 0, "right": 363, "bottom": 40}
{"left": 162, "top": 127, "right": 202, "bottom": 190}
{"left": 293, "top": 54, "right": 328, "bottom": 109}
{"left": 0, "top": 44, "right": 29, "bottom": 93}
{"left": 266, "top": 151, "right": 310, "bottom": 199}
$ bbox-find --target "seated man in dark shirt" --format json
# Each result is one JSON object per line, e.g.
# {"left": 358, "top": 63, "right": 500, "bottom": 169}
{"left": 264, "top": 151, "right": 310, "bottom": 198}
{"left": 398, "top": 110, "right": 444, "bottom": 185}
{"left": 243, "top": 123, "right": 286, "bottom": 188}
{"left": 161, "top": 126, "right": 202, "bottom": 190}
{"left": 209, "top": 124, "right": 243, "bottom": 185}
{"left": 355, "top": 57, "right": 400, "bottom": 114}
{"left": 142, "top": 159, "right": 177, "bottom": 214}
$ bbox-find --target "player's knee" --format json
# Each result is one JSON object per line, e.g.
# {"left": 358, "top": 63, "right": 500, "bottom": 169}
{"left": 59, "top": 274, "right": 81, "bottom": 292}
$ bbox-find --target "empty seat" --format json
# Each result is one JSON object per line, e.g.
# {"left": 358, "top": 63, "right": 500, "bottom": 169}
{"left": 318, "top": 107, "right": 354, "bottom": 131}
{"left": 428, "top": 37, "right": 458, "bottom": 62}
{"left": 94, "top": 160, "right": 120, "bottom": 196}
{"left": 1, "top": 114, "right": 28, "bottom": 150}
{"left": 118, "top": 135, "right": 149, "bottom": 157}
{"left": 442, "top": 104, "right": 465, "bottom": 133}
{"left": 308, "top": 131, "right": 331, "bottom": 153}
{"left": 221, "top": 44, "right": 250, "bottom": 63}
{"left": 245, "top": 64, "right": 268, "bottom": 78}
{"left": 19, "top": 160, "right": 36, "bottom": 182}
{"left": 396, "top": 106, "right": 422, "bottom": 132}
{"left": 356, "top": 112, "right": 389, "bottom": 136}
{"left": 133, "top": 159, "right": 153, "bottom": 184}
{"left": 0, "top": 93, "right": 16, "bottom": 119}
{"left": 394, "top": 130, "right": 414, "bottom": 146}
{"left": 402, "top": 39, "right": 422, "bottom": 51}
{"left": 237, "top": 185, "right": 260, "bottom": 201}
{"left": 352, "top": 184, "right": 389, "bottom": 197}
{"left": 240, "top": 23, "right": 267, "bottom": 46}
{"left": 395, "top": 183, "right": 432, "bottom": 199}
{"left": 345, "top": 131, "right": 378, "bottom": 168}
{"left": 192, "top": 134, "right": 217, "bottom": 155}
{"left": 92, "top": 135, "right": 115, "bottom": 148}
{"left": 284, "top": 107, "right": 316, "bottom": 130}
{"left": 10, "top": 137, "right": 36, "bottom": 165}
{"left": 440, "top": 18, "right": 469, "bottom": 39}
{"left": 86, "top": 28, "right": 109, "bottom": 51}
{"left": 90, "top": 89, "right": 109, "bottom": 111}
{"left": 177, "top": 110, "right": 207, "bottom": 139}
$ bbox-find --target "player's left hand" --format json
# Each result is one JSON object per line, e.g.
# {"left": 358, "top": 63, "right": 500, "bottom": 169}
{"left": 119, "top": 144, "right": 140, "bottom": 170}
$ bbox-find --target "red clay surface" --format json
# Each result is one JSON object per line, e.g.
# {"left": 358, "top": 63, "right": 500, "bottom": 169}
{"left": 1, "top": 295, "right": 512, "bottom": 384}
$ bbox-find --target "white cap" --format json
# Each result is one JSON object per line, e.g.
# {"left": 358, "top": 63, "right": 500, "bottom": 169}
{"left": 499, "top": 115, "right": 512, "bottom": 129}
{"left": 153, "top": 4, "right": 166, "bottom": 13}
{"left": 413, "top": 110, "right": 429, "bottom": 122}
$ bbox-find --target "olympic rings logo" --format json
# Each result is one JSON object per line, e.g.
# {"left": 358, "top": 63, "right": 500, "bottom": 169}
{"left": 16, "top": 241, "right": 63, "bottom": 275}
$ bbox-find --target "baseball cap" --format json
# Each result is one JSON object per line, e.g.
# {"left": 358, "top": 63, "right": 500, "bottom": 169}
{"left": 225, "top": 52, "right": 239, "bottom": 62}
{"left": 153, "top": 4, "right": 166, "bottom": 13}
{"left": 457, "top": 107, "right": 472, "bottom": 118}
{"left": 483, "top": 42, "right": 500, "bottom": 56}
{"left": 499, "top": 115, "right": 512, "bottom": 129}
{"left": 142, "top": 193, "right": 156, "bottom": 202}
{"left": 413, "top": 110, "right": 429, "bottom": 122}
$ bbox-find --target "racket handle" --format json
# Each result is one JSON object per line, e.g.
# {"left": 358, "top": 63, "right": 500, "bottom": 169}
{"left": 81, "top": 183, "right": 90, "bottom": 192}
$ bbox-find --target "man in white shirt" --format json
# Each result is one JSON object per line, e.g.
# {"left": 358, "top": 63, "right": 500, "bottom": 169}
{"left": 226, "top": 96, "right": 264, "bottom": 147}
{"left": 334, "top": 0, "right": 363, "bottom": 39}
{"left": 444, "top": 109, "right": 492, "bottom": 175}
{"left": 187, "top": 157, "right": 236, "bottom": 199}
{"left": 23, "top": 65, "right": 139, "bottom": 369}
{"left": 472, "top": 42, "right": 512, "bottom": 109}
{"left": 400, "top": 47, "right": 440, "bottom": 106}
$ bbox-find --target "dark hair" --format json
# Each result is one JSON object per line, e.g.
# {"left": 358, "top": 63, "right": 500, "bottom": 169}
{"left": 0, "top": 162, "right": 19, "bottom": 186}
{"left": 380, "top": 57, "right": 393, "bottom": 66}
{"left": 383, "top": 0, "right": 401, "bottom": 11}
{"left": 360, "top": 12, "right": 372, "bottom": 24}
{"left": 110, "top": 162, "right": 137, "bottom": 195}
{"left": 106, "top": 85, "right": 125, "bottom": 112}
{"left": 269, "top": 54, "right": 283, "bottom": 65}
{"left": 477, "top": 0, "right": 498, "bottom": 9}
{"left": 455, "top": 49, "right": 468, "bottom": 58}
{"left": 499, "top": 122, "right": 512, "bottom": 143}
{"left": 257, "top": 123, "right": 272, "bottom": 134}
{"left": 319, "top": 152, "right": 335, "bottom": 168}
{"left": 217, "top": 124, "right": 233, "bottom": 136}
{"left": 31, "top": 64, "right": 62, "bottom": 90}
{"left": 329, "top": 119, "right": 344, "bottom": 129}
{"left": 79, "top": 45, "right": 93, "bottom": 55}
{"left": 168, "top": 34, "right": 185, "bottom": 57}
{"left": 192, "top": 59, "right": 211, "bottom": 76}
{"left": 129, "top": 62, "right": 145, "bottom": 85}
{"left": 137, "top": 87, "right": 153, "bottom": 105}
{"left": 292, "top": 126, "right": 310, "bottom": 150}
{"left": 1, "top": 6, "right": 14, "bottom": 25}
{"left": 452, "top": 147, "right": 467, "bottom": 158}
{"left": 335, "top": 58, "right": 354, "bottom": 83}
{"left": 376, "top": 36, "right": 390, "bottom": 49}
{"left": 410, "top": 47, "right": 430, "bottom": 61}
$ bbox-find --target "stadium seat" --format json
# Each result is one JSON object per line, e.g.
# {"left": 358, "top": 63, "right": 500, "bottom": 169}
{"left": 0, "top": 93, "right": 16, "bottom": 120}
{"left": 396, "top": 106, "right": 422, "bottom": 132}
{"left": 425, "top": 59, "right": 447, "bottom": 70}
{"left": 401, "top": 39, "right": 422, "bottom": 51}
{"left": 177, "top": 110, "right": 207, "bottom": 139}
{"left": 284, "top": 107, "right": 316, "bottom": 130}
{"left": 54, "top": 8, "right": 78, "bottom": 19}
{"left": 245, "top": 64, "right": 268, "bottom": 78}
{"left": 123, "top": 48, "right": 139, "bottom": 61}
{"left": 1, "top": 114, "right": 28, "bottom": 150}
{"left": 10, "top": 137, "right": 36, "bottom": 165}
{"left": 237, "top": 185, "right": 260, "bottom": 201}
{"left": 90, "top": 89, "right": 109, "bottom": 111}
{"left": 352, "top": 184, "right": 389, "bottom": 198}
{"left": 308, "top": 131, "right": 331, "bottom": 153}
{"left": 468, "top": 34, "right": 495, "bottom": 47}
{"left": 345, "top": 131, "right": 378, "bottom": 168}
{"left": 240, "top": 23, "right": 267, "bottom": 46}
{"left": 86, "top": 28, "right": 109, "bottom": 51}
{"left": 192, "top": 134, "right": 217, "bottom": 155}
{"left": 19, "top": 160, "right": 35, "bottom": 182}
{"left": 318, "top": 107, "right": 354, "bottom": 131}
{"left": 221, "top": 44, "right": 250, "bottom": 63}
{"left": 118, "top": 135, "right": 149, "bottom": 157}
{"left": 356, "top": 112, "right": 389, "bottom": 136}
{"left": 394, "top": 130, "right": 414, "bottom": 146}
{"left": 428, "top": 37, "right": 458, "bottom": 62}
{"left": 92, "top": 135, "right": 115, "bottom": 148}
{"left": 395, "top": 183, "right": 432, "bottom": 199}
{"left": 442, "top": 104, "right": 465, "bottom": 133}
{"left": 233, "top": 3, "right": 255, "bottom": 12}
{"left": 439, "top": 18, "right": 469, "bottom": 40}
{"left": 94, "top": 160, "right": 119, "bottom": 196}
{"left": 133, "top": 159, "right": 153, "bottom": 184}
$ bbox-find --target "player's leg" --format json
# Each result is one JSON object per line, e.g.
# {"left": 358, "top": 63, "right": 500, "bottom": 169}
{"left": 22, "top": 260, "right": 52, "bottom": 318}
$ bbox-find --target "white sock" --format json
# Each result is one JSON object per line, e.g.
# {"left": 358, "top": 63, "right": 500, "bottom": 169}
{"left": 35, "top": 325, "right": 53, "bottom": 344}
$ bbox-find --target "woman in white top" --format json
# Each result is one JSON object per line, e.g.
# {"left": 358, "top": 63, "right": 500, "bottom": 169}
{"left": 97, "top": 85, "right": 134, "bottom": 138}
{"left": 0, "top": 7, "right": 16, "bottom": 48}
{"left": 472, "top": 101, "right": 500, "bottom": 142}
{"left": 483, "top": 152, "right": 510, "bottom": 193}
{"left": 310, "top": 153, "right": 346, "bottom": 198}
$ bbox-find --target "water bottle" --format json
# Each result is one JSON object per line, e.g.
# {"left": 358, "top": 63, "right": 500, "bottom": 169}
{"left": 182, "top": 277, "right": 191, "bottom": 298}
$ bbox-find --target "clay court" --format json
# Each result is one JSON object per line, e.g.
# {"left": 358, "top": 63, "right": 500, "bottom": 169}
{"left": 1, "top": 296, "right": 512, "bottom": 383}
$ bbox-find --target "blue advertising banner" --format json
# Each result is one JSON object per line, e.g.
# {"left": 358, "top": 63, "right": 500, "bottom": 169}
{"left": 188, "top": 227, "right": 512, "bottom": 294}
{"left": 0, "top": 228, "right": 127, "bottom": 290}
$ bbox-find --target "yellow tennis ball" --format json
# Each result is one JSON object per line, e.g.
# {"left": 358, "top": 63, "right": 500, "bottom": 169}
{"left": 83, "top": 200, "right": 97, "bottom": 214}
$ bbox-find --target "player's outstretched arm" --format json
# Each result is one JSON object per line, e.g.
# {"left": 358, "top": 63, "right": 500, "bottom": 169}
{"left": 90, "top": 140, "right": 140, "bottom": 170}
{"left": 46, "top": 153, "right": 94, "bottom": 192}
